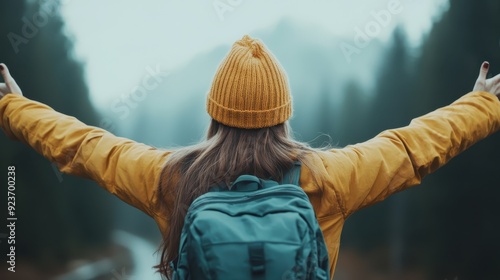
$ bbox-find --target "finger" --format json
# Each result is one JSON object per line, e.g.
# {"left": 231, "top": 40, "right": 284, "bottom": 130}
{"left": 0, "top": 63, "right": 8, "bottom": 81}
{"left": 0, "top": 83, "right": 7, "bottom": 98}
{"left": 489, "top": 73, "right": 500, "bottom": 90}
{"left": 477, "top": 61, "right": 490, "bottom": 82}
{"left": 0, "top": 64, "right": 22, "bottom": 95}
{"left": 493, "top": 75, "right": 500, "bottom": 94}
{"left": 492, "top": 73, "right": 500, "bottom": 83}
{"left": 0, "top": 63, "right": 14, "bottom": 85}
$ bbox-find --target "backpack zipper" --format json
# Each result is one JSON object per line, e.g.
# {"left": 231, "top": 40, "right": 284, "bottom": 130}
{"left": 188, "top": 185, "right": 311, "bottom": 215}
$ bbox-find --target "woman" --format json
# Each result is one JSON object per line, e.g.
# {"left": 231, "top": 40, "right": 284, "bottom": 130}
{"left": 1, "top": 35, "right": 499, "bottom": 279}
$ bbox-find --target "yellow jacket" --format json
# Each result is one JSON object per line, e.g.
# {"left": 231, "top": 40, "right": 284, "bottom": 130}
{"left": 1, "top": 91, "right": 500, "bottom": 278}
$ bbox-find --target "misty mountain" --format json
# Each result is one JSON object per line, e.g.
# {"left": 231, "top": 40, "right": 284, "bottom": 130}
{"left": 100, "top": 18, "right": 389, "bottom": 148}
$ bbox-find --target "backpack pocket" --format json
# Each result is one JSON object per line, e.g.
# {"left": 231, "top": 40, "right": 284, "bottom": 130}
{"left": 187, "top": 210, "right": 311, "bottom": 279}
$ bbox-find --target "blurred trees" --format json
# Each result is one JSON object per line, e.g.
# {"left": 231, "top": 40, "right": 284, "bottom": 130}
{"left": 339, "top": 26, "right": 417, "bottom": 277}
{"left": 338, "top": 0, "right": 500, "bottom": 279}
{"left": 411, "top": 0, "right": 500, "bottom": 278}
{"left": 0, "top": 0, "right": 113, "bottom": 272}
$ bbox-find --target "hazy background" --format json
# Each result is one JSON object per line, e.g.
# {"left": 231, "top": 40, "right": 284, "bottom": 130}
{"left": 1, "top": 0, "right": 500, "bottom": 279}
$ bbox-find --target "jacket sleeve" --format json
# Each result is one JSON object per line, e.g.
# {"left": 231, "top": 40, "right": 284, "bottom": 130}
{"left": 321, "top": 91, "right": 500, "bottom": 218}
{"left": 0, "top": 94, "right": 172, "bottom": 217}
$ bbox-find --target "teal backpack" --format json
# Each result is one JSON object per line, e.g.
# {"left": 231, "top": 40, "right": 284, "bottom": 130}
{"left": 170, "top": 162, "right": 330, "bottom": 280}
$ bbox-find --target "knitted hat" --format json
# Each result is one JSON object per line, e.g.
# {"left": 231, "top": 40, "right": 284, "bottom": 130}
{"left": 207, "top": 35, "right": 292, "bottom": 129}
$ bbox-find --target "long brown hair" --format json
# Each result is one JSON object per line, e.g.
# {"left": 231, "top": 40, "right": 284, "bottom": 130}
{"left": 154, "top": 119, "right": 319, "bottom": 278}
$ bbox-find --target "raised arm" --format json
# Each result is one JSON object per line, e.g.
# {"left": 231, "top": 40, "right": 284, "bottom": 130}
{"left": 0, "top": 64, "right": 172, "bottom": 217}
{"left": 322, "top": 62, "right": 500, "bottom": 217}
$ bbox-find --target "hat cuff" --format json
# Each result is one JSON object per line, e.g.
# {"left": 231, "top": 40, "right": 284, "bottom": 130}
{"left": 207, "top": 96, "right": 292, "bottom": 129}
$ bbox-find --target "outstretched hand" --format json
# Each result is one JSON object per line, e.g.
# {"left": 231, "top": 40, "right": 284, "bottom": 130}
{"left": 0, "top": 64, "right": 23, "bottom": 99}
{"left": 474, "top": 61, "right": 500, "bottom": 99}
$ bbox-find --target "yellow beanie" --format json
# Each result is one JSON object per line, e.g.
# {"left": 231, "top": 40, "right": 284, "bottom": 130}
{"left": 207, "top": 35, "right": 292, "bottom": 129}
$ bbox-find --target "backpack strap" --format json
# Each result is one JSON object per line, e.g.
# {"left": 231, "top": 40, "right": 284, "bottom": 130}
{"left": 281, "top": 161, "right": 301, "bottom": 185}
{"left": 248, "top": 242, "right": 266, "bottom": 277}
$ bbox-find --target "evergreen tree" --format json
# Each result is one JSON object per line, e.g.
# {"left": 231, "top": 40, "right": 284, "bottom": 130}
{"left": 410, "top": 0, "right": 500, "bottom": 278}
{"left": 340, "top": 27, "right": 415, "bottom": 277}
{"left": 311, "top": 81, "right": 338, "bottom": 148}
{"left": 0, "top": 0, "right": 113, "bottom": 272}
{"left": 368, "top": 28, "right": 414, "bottom": 134}
{"left": 338, "top": 81, "right": 368, "bottom": 145}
